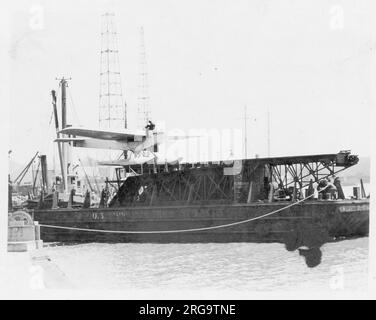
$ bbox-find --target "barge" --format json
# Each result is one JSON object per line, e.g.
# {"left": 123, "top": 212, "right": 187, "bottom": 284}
{"left": 23, "top": 79, "right": 369, "bottom": 268}
{"left": 32, "top": 151, "right": 369, "bottom": 268}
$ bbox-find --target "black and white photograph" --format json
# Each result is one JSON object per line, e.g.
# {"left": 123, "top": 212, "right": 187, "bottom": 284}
{"left": 0, "top": 0, "right": 375, "bottom": 301}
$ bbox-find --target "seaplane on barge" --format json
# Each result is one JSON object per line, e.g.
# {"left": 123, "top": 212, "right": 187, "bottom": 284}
{"left": 27, "top": 79, "right": 369, "bottom": 268}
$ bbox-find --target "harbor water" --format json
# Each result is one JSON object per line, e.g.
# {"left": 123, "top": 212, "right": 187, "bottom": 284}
{"left": 43, "top": 238, "right": 368, "bottom": 291}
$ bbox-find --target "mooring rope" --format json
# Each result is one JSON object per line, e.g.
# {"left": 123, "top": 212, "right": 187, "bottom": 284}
{"left": 39, "top": 187, "right": 328, "bottom": 234}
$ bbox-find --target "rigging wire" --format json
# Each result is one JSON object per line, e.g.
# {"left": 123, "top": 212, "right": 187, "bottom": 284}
{"left": 48, "top": 110, "right": 54, "bottom": 126}
{"left": 39, "top": 88, "right": 61, "bottom": 162}
{"left": 67, "top": 86, "right": 81, "bottom": 126}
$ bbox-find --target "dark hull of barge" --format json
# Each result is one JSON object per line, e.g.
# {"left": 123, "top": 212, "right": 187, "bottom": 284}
{"left": 33, "top": 199, "right": 369, "bottom": 243}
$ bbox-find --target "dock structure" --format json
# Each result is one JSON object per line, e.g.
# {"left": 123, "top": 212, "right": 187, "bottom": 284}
{"left": 8, "top": 211, "right": 43, "bottom": 252}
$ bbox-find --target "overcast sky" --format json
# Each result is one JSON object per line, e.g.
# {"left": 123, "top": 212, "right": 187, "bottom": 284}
{"left": 6, "top": 0, "right": 375, "bottom": 165}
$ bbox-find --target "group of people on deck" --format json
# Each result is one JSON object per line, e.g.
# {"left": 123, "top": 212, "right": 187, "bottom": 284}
{"left": 269, "top": 175, "right": 345, "bottom": 202}
{"left": 316, "top": 176, "right": 344, "bottom": 200}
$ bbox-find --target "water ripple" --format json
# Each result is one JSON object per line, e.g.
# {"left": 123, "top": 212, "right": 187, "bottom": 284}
{"left": 43, "top": 238, "right": 368, "bottom": 291}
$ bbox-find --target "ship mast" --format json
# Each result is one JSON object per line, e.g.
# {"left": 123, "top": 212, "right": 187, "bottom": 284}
{"left": 61, "top": 78, "right": 69, "bottom": 192}
{"left": 51, "top": 87, "right": 65, "bottom": 191}
{"left": 267, "top": 107, "right": 271, "bottom": 157}
{"left": 55, "top": 77, "right": 71, "bottom": 193}
{"left": 243, "top": 105, "right": 251, "bottom": 158}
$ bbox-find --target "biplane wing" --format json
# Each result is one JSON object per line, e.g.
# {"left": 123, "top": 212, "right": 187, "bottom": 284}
{"left": 54, "top": 137, "right": 86, "bottom": 143}
{"left": 98, "top": 156, "right": 183, "bottom": 167}
{"left": 55, "top": 137, "right": 137, "bottom": 151}
{"left": 59, "top": 127, "right": 146, "bottom": 141}
{"left": 98, "top": 155, "right": 155, "bottom": 166}
{"left": 165, "top": 134, "right": 202, "bottom": 141}
{"left": 56, "top": 126, "right": 200, "bottom": 153}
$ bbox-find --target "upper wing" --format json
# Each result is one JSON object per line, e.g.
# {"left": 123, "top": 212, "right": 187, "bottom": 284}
{"left": 57, "top": 127, "right": 199, "bottom": 153}
{"left": 166, "top": 134, "right": 201, "bottom": 141}
{"left": 59, "top": 127, "right": 146, "bottom": 141}
{"left": 54, "top": 137, "right": 86, "bottom": 143}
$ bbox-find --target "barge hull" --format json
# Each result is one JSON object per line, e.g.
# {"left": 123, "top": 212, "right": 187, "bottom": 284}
{"left": 33, "top": 200, "right": 369, "bottom": 244}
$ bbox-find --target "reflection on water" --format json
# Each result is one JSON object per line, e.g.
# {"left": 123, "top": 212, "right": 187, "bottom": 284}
{"left": 43, "top": 238, "right": 368, "bottom": 291}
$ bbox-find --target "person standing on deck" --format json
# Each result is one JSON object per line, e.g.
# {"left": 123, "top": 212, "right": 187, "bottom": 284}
{"left": 333, "top": 176, "right": 345, "bottom": 199}
{"left": 318, "top": 177, "right": 337, "bottom": 200}
{"left": 326, "top": 177, "right": 338, "bottom": 199}
{"left": 145, "top": 120, "right": 155, "bottom": 131}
